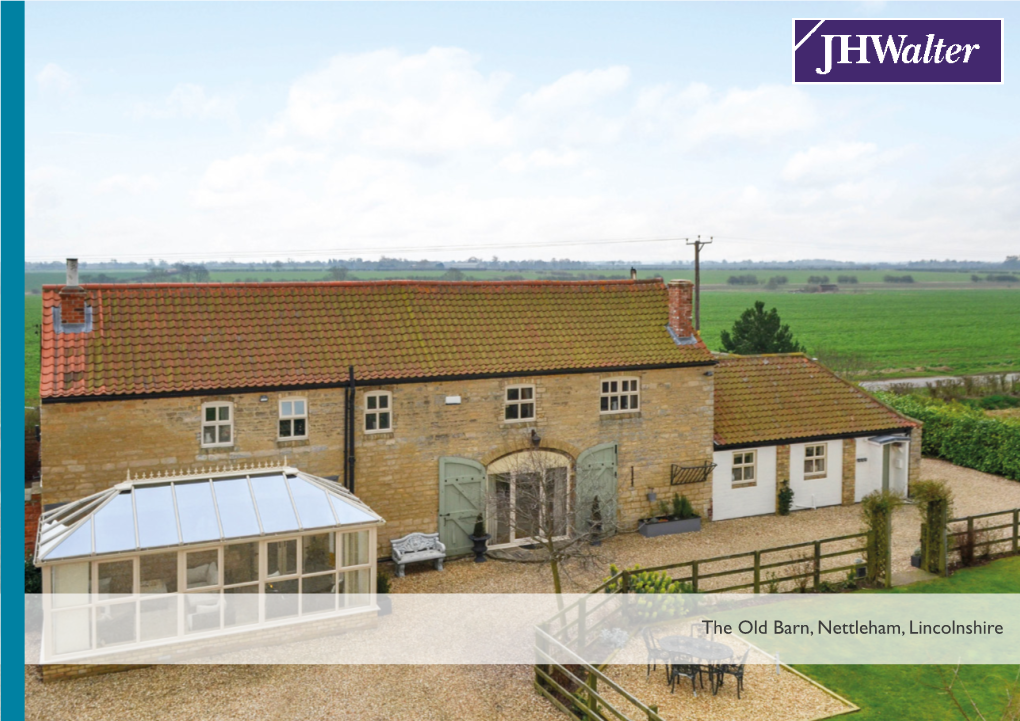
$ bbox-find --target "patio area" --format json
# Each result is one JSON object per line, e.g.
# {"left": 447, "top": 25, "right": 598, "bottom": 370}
{"left": 603, "top": 664, "right": 850, "bottom": 721}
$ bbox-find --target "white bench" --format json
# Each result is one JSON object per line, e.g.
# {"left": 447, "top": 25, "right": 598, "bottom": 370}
{"left": 390, "top": 532, "right": 446, "bottom": 578}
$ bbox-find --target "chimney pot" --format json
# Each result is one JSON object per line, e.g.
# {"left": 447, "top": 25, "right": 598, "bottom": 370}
{"left": 630, "top": 267, "right": 637, "bottom": 280}
{"left": 66, "top": 258, "right": 79, "bottom": 287}
{"left": 667, "top": 279, "right": 695, "bottom": 338}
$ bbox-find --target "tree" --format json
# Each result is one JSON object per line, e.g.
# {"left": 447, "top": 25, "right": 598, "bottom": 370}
{"left": 720, "top": 301, "right": 804, "bottom": 354}
{"left": 326, "top": 266, "right": 349, "bottom": 281}
{"left": 486, "top": 445, "right": 616, "bottom": 607}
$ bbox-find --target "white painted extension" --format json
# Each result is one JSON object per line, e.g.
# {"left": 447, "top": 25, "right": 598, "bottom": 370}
{"left": 854, "top": 435, "right": 911, "bottom": 502}
{"left": 788, "top": 440, "right": 843, "bottom": 510}
{"left": 711, "top": 446, "right": 777, "bottom": 521}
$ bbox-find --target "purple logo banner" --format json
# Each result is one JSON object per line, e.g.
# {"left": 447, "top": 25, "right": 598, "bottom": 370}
{"left": 793, "top": 19, "right": 1003, "bottom": 84}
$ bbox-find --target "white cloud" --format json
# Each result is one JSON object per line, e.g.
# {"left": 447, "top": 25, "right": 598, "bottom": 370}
{"left": 519, "top": 67, "right": 630, "bottom": 114}
{"left": 134, "top": 83, "right": 237, "bottom": 121}
{"left": 634, "top": 83, "right": 817, "bottom": 149}
{"left": 781, "top": 141, "right": 909, "bottom": 185}
{"left": 96, "top": 174, "right": 160, "bottom": 195}
{"left": 499, "top": 148, "right": 585, "bottom": 174}
{"left": 193, "top": 147, "right": 324, "bottom": 208}
{"left": 36, "top": 63, "right": 75, "bottom": 95}
{"left": 26, "top": 166, "right": 71, "bottom": 219}
{"left": 269, "top": 47, "right": 514, "bottom": 156}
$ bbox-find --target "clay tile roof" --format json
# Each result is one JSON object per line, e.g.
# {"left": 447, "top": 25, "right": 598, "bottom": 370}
{"left": 713, "top": 354, "right": 918, "bottom": 447}
{"left": 40, "top": 280, "right": 713, "bottom": 400}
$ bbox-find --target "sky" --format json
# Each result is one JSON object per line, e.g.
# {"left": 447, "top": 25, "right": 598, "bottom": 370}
{"left": 24, "top": 2, "right": 1020, "bottom": 264}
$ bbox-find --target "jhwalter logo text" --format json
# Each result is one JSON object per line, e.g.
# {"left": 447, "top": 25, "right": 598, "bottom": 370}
{"left": 793, "top": 19, "right": 1003, "bottom": 84}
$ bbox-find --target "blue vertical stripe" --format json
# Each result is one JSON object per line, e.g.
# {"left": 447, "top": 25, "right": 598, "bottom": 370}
{"left": 2, "top": 0, "right": 27, "bottom": 707}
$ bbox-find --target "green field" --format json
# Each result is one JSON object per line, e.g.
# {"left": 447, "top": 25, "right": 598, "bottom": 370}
{"left": 26, "top": 295, "right": 41, "bottom": 405}
{"left": 22, "top": 288, "right": 1020, "bottom": 404}
{"left": 24, "top": 268, "right": 995, "bottom": 293}
{"left": 799, "top": 556, "right": 1020, "bottom": 720}
{"left": 701, "top": 289, "right": 1020, "bottom": 377}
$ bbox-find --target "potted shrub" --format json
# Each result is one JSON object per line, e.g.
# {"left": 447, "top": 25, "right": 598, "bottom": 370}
{"left": 638, "top": 492, "right": 701, "bottom": 538}
{"left": 778, "top": 480, "right": 794, "bottom": 516}
{"left": 470, "top": 514, "right": 490, "bottom": 563}
{"left": 376, "top": 571, "right": 392, "bottom": 616}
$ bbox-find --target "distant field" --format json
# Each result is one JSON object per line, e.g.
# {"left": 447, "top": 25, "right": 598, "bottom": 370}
{"left": 24, "top": 268, "right": 994, "bottom": 293}
{"left": 26, "top": 294, "right": 41, "bottom": 404}
{"left": 701, "top": 289, "right": 1020, "bottom": 377}
{"left": 22, "top": 287, "right": 1019, "bottom": 404}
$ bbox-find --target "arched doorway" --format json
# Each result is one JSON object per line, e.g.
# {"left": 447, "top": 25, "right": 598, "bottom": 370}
{"left": 486, "top": 450, "right": 571, "bottom": 547}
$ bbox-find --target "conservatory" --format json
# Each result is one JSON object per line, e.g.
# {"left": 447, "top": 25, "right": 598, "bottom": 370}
{"left": 33, "top": 464, "right": 384, "bottom": 662}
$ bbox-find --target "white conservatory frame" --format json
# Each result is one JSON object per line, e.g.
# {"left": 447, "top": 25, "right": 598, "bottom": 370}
{"left": 34, "top": 464, "right": 384, "bottom": 663}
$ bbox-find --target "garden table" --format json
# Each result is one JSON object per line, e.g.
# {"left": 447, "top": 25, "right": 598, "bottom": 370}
{"left": 659, "top": 636, "right": 734, "bottom": 693}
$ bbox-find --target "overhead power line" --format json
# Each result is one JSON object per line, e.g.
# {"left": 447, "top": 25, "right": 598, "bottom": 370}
{"left": 24, "top": 234, "right": 697, "bottom": 262}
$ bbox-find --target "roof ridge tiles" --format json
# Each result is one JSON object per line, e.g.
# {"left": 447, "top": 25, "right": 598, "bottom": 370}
{"left": 41, "top": 278, "right": 664, "bottom": 292}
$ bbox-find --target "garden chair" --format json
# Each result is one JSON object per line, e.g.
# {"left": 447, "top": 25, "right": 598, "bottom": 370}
{"left": 640, "top": 627, "right": 672, "bottom": 681}
{"left": 669, "top": 661, "right": 701, "bottom": 696}
{"left": 714, "top": 647, "right": 751, "bottom": 699}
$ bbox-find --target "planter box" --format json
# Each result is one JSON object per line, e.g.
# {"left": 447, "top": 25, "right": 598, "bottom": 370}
{"left": 910, "top": 554, "right": 922, "bottom": 569}
{"left": 638, "top": 516, "right": 701, "bottom": 538}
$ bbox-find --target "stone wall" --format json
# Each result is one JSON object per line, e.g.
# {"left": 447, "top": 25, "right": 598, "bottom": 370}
{"left": 41, "top": 367, "right": 714, "bottom": 551}
{"left": 774, "top": 444, "right": 790, "bottom": 513}
{"left": 26, "top": 485, "right": 42, "bottom": 555}
{"left": 841, "top": 438, "right": 856, "bottom": 505}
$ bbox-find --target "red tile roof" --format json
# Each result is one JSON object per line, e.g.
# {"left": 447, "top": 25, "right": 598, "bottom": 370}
{"left": 40, "top": 280, "right": 712, "bottom": 400}
{"left": 713, "top": 354, "right": 918, "bottom": 447}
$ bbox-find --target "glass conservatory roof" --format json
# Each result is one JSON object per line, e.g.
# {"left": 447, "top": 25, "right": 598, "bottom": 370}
{"left": 36, "top": 465, "right": 384, "bottom": 563}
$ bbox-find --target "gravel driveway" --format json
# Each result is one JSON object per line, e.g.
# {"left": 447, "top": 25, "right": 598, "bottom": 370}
{"left": 24, "top": 460, "right": 1019, "bottom": 721}
{"left": 394, "top": 459, "right": 1020, "bottom": 594}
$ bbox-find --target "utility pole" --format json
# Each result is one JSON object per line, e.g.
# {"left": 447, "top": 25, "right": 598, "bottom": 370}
{"left": 686, "top": 236, "right": 713, "bottom": 331}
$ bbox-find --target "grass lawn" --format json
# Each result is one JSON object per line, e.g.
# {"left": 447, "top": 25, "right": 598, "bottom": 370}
{"left": 799, "top": 557, "right": 1020, "bottom": 720}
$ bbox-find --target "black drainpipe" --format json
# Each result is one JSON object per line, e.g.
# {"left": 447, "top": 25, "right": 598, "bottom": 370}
{"left": 346, "top": 365, "right": 356, "bottom": 494}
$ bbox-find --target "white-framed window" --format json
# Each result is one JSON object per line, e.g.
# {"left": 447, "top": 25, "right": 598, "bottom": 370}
{"left": 278, "top": 398, "right": 308, "bottom": 440}
{"left": 201, "top": 402, "right": 233, "bottom": 448}
{"left": 600, "top": 377, "right": 640, "bottom": 414}
{"left": 504, "top": 385, "right": 535, "bottom": 422}
{"left": 732, "top": 450, "right": 756, "bottom": 488}
{"left": 804, "top": 444, "right": 827, "bottom": 479}
{"left": 364, "top": 391, "right": 392, "bottom": 433}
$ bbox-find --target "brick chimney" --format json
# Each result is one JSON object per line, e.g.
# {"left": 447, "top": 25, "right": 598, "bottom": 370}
{"left": 59, "top": 258, "right": 89, "bottom": 326}
{"left": 667, "top": 279, "right": 695, "bottom": 338}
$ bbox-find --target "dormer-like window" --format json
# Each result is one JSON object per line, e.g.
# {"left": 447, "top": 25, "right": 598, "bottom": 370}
{"left": 279, "top": 398, "right": 308, "bottom": 440}
{"left": 600, "top": 378, "right": 639, "bottom": 414}
{"left": 804, "top": 444, "right": 827, "bottom": 479}
{"left": 201, "top": 402, "right": 233, "bottom": 447}
{"left": 504, "top": 385, "right": 535, "bottom": 422}
{"left": 365, "top": 391, "right": 392, "bottom": 433}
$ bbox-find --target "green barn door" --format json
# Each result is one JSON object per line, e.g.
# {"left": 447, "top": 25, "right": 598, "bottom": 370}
{"left": 439, "top": 457, "right": 486, "bottom": 557}
{"left": 575, "top": 443, "right": 618, "bottom": 539}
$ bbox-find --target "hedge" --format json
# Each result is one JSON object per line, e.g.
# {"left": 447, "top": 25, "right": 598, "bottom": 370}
{"left": 877, "top": 393, "right": 1020, "bottom": 481}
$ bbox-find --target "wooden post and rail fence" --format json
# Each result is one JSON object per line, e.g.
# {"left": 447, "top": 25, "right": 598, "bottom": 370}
{"left": 535, "top": 504, "right": 1020, "bottom": 720}
{"left": 939, "top": 507, "right": 1020, "bottom": 575}
{"left": 534, "top": 529, "right": 875, "bottom": 720}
